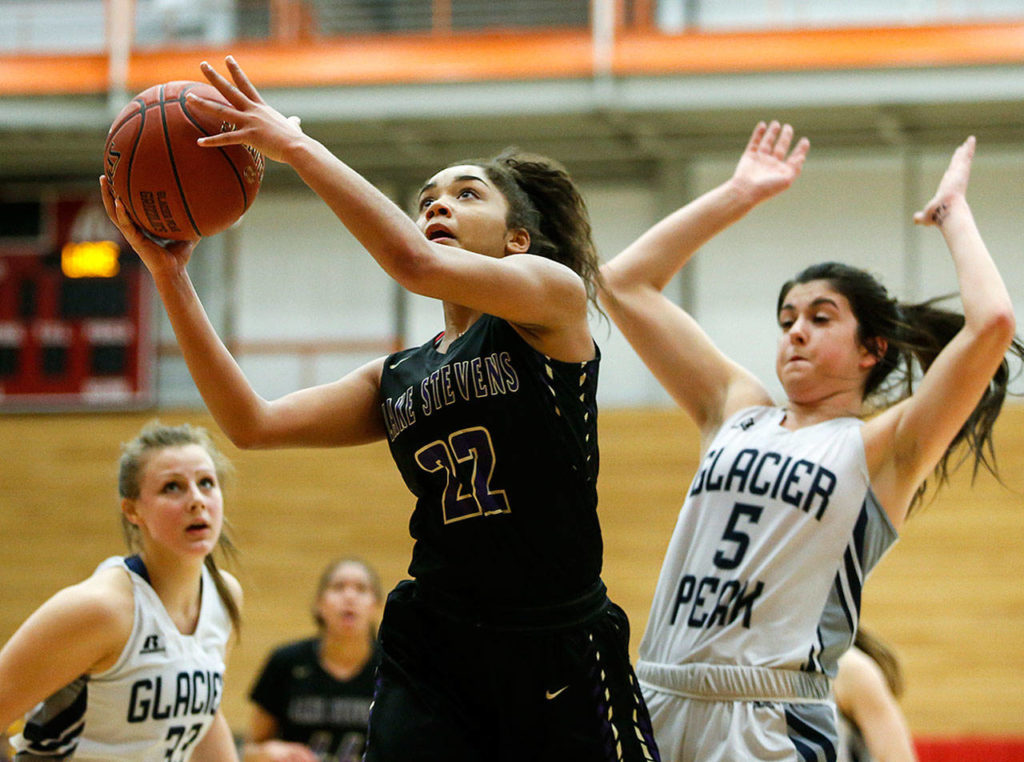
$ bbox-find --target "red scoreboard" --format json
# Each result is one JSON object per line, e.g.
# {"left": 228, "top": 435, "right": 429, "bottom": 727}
{"left": 0, "top": 194, "right": 155, "bottom": 410}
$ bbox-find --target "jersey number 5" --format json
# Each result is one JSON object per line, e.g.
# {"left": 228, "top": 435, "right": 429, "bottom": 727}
{"left": 713, "top": 502, "right": 763, "bottom": 570}
{"left": 415, "top": 426, "right": 511, "bottom": 524}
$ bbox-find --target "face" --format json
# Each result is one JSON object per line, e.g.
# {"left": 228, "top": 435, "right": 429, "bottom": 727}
{"left": 122, "top": 444, "right": 223, "bottom": 560}
{"left": 316, "top": 561, "right": 381, "bottom": 638}
{"left": 775, "top": 280, "right": 878, "bottom": 403}
{"left": 415, "top": 165, "right": 529, "bottom": 258}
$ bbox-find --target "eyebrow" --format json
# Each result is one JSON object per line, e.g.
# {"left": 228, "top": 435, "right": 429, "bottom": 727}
{"left": 779, "top": 296, "right": 841, "bottom": 313}
{"left": 417, "top": 174, "right": 489, "bottom": 198}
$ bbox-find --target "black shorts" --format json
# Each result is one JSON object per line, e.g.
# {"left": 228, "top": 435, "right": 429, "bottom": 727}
{"left": 363, "top": 580, "right": 661, "bottom": 762}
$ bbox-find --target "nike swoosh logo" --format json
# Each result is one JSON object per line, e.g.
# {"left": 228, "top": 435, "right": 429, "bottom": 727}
{"left": 545, "top": 685, "right": 569, "bottom": 700}
{"left": 389, "top": 356, "right": 411, "bottom": 370}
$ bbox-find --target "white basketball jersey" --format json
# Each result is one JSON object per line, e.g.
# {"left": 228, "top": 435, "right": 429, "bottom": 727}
{"left": 639, "top": 407, "right": 897, "bottom": 679}
{"left": 13, "top": 556, "right": 232, "bottom": 761}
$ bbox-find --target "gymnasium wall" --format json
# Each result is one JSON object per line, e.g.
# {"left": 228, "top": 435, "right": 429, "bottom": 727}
{"left": 153, "top": 141, "right": 1024, "bottom": 414}
{"left": 0, "top": 405, "right": 1021, "bottom": 738}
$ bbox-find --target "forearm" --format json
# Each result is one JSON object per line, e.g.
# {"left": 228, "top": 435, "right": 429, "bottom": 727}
{"left": 191, "top": 712, "right": 239, "bottom": 762}
{"left": 939, "top": 198, "right": 1015, "bottom": 333}
{"left": 603, "top": 179, "right": 757, "bottom": 293}
{"left": 860, "top": 715, "right": 919, "bottom": 762}
{"left": 151, "top": 268, "right": 269, "bottom": 447}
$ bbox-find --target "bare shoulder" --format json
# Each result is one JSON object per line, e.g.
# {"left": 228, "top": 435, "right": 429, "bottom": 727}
{"left": 836, "top": 647, "right": 889, "bottom": 702}
{"left": 66, "top": 566, "right": 135, "bottom": 626}
{"left": 76, "top": 567, "right": 136, "bottom": 650}
{"left": 16, "top": 567, "right": 136, "bottom": 674}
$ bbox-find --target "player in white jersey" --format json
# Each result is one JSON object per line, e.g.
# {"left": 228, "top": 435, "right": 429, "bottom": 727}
{"left": 600, "top": 121, "right": 1022, "bottom": 760}
{"left": 0, "top": 422, "right": 242, "bottom": 761}
{"left": 834, "top": 628, "right": 917, "bottom": 762}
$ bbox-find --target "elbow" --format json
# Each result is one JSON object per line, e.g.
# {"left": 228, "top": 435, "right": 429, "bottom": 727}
{"left": 597, "top": 263, "right": 632, "bottom": 312}
{"left": 218, "top": 413, "right": 274, "bottom": 451}
{"left": 983, "top": 306, "right": 1017, "bottom": 350}
{"left": 599, "top": 262, "right": 627, "bottom": 297}
{"left": 222, "top": 428, "right": 263, "bottom": 451}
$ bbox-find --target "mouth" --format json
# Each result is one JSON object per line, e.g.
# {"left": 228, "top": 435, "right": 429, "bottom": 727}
{"left": 425, "top": 224, "right": 456, "bottom": 242}
{"left": 186, "top": 520, "right": 211, "bottom": 535}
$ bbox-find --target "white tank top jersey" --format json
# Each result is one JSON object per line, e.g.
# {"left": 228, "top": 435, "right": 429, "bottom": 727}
{"left": 12, "top": 556, "right": 232, "bottom": 761}
{"left": 638, "top": 406, "right": 898, "bottom": 682}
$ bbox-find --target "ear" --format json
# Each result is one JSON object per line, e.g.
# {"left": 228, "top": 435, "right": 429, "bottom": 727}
{"left": 859, "top": 336, "right": 888, "bottom": 369}
{"left": 505, "top": 227, "right": 530, "bottom": 254}
{"left": 121, "top": 498, "right": 142, "bottom": 527}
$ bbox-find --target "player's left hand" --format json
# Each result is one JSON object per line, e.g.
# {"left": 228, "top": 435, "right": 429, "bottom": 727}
{"left": 189, "top": 56, "right": 305, "bottom": 164}
{"left": 730, "top": 121, "right": 810, "bottom": 206}
{"left": 914, "top": 136, "right": 974, "bottom": 227}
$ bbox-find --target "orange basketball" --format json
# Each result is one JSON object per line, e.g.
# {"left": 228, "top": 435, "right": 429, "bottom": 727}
{"left": 103, "top": 81, "right": 264, "bottom": 241}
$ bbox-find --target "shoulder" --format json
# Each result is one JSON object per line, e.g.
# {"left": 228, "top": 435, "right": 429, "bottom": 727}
{"left": 268, "top": 635, "right": 315, "bottom": 659}
{"left": 835, "top": 647, "right": 890, "bottom": 713}
{"left": 32, "top": 567, "right": 135, "bottom": 672}
{"left": 263, "top": 637, "right": 318, "bottom": 668}
{"left": 703, "top": 404, "right": 776, "bottom": 443}
{"left": 74, "top": 565, "right": 136, "bottom": 624}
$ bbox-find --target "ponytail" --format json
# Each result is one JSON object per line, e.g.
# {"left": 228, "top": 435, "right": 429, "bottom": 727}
{"left": 853, "top": 626, "right": 904, "bottom": 698}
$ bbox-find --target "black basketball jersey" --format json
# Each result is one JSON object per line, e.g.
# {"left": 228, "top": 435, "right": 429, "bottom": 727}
{"left": 379, "top": 314, "right": 602, "bottom": 610}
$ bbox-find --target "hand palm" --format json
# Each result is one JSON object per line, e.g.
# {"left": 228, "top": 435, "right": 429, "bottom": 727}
{"left": 731, "top": 121, "right": 809, "bottom": 203}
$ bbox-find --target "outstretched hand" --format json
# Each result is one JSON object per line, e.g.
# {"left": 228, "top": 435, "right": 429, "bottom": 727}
{"left": 913, "top": 136, "right": 975, "bottom": 227}
{"left": 98, "top": 175, "right": 197, "bottom": 276}
{"left": 189, "top": 56, "right": 305, "bottom": 164}
{"left": 731, "top": 121, "right": 810, "bottom": 205}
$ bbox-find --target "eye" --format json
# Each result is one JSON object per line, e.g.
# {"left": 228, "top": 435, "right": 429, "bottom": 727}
{"left": 778, "top": 318, "right": 794, "bottom": 330}
{"left": 199, "top": 476, "right": 216, "bottom": 489}
{"left": 419, "top": 197, "right": 434, "bottom": 211}
{"left": 458, "top": 188, "right": 479, "bottom": 199}
{"left": 162, "top": 480, "right": 182, "bottom": 493}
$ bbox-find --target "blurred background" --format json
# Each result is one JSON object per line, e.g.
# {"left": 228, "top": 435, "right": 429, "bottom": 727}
{"left": 1, "top": 1, "right": 1023, "bottom": 758}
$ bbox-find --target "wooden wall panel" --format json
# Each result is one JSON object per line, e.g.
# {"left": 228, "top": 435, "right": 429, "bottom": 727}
{"left": 1, "top": 406, "right": 1021, "bottom": 735}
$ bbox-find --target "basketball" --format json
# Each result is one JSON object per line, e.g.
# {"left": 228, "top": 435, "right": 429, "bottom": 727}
{"left": 103, "top": 80, "right": 265, "bottom": 241}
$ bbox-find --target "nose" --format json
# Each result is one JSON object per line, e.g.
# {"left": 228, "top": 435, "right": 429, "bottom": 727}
{"left": 788, "top": 317, "right": 809, "bottom": 344}
{"left": 425, "top": 199, "right": 450, "bottom": 220}
{"left": 186, "top": 481, "right": 206, "bottom": 511}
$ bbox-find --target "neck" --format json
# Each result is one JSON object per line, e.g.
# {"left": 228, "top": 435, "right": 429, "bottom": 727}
{"left": 782, "top": 392, "right": 863, "bottom": 430}
{"left": 138, "top": 549, "right": 206, "bottom": 635}
{"left": 320, "top": 631, "right": 374, "bottom": 679}
{"left": 439, "top": 303, "right": 482, "bottom": 349}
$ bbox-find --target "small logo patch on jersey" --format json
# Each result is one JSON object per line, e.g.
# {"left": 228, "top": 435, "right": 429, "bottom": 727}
{"left": 388, "top": 356, "right": 412, "bottom": 370}
{"left": 140, "top": 634, "right": 166, "bottom": 655}
{"left": 735, "top": 416, "right": 755, "bottom": 430}
{"left": 545, "top": 685, "right": 569, "bottom": 700}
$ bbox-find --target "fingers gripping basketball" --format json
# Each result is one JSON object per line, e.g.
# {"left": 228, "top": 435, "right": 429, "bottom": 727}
{"left": 103, "top": 81, "right": 264, "bottom": 241}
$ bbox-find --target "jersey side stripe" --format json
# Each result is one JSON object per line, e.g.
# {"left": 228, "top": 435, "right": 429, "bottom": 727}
{"left": 19, "top": 677, "right": 87, "bottom": 756}
{"left": 785, "top": 706, "right": 839, "bottom": 762}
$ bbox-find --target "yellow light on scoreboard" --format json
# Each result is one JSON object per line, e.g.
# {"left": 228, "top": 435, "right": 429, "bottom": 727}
{"left": 61, "top": 240, "right": 121, "bottom": 278}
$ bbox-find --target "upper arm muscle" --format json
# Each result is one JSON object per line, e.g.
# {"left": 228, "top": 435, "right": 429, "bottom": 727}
{"left": 0, "top": 572, "right": 131, "bottom": 729}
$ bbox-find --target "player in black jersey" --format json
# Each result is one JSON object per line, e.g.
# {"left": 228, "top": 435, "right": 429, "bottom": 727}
{"left": 101, "top": 56, "right": 660, "bottom": 762}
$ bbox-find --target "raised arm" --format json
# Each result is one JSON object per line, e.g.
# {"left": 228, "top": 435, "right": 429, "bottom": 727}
{"left": 189, "top": 58, "right": 590, "bottom": 352}
{"left": 864, "top": 137, "right": 1017, "bottom": 527}
{"left": 100, "top": 177, "right": 388, "bottom": 450}
{"left": 599, "top": 122, "right": 809, "bottom": 436}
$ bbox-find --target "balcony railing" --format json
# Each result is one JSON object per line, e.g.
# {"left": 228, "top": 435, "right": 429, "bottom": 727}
{"left": 1, "top": 0, "right": 1022, "bottom": 53}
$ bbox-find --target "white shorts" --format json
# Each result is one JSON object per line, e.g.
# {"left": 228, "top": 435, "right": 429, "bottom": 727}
{"left": 638, "top": 661, "right": 839, "bottom": 762}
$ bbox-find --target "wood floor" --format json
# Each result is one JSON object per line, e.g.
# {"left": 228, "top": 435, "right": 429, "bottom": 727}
{"left": 1, "top": 405, "right": 1021, "bottom": 735}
